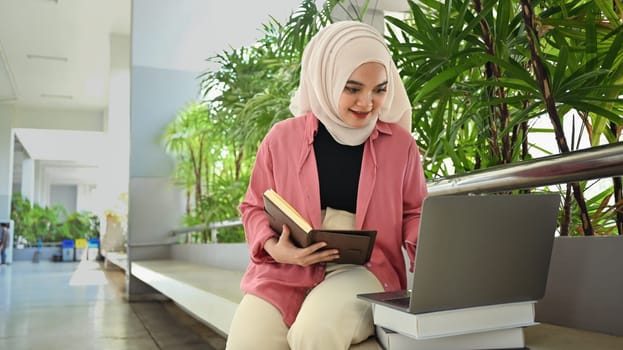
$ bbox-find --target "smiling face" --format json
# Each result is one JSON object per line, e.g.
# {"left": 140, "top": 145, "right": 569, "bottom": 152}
{"left": 338, "top": 62, "right": 388, "bottom": 128}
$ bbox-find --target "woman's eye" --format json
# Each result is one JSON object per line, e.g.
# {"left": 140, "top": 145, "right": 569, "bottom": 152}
{"left": 345, "top": 86, "right": 359, "bottom": 94}
{"left": 375, "top": 87, "right": 387, "bottom": 94}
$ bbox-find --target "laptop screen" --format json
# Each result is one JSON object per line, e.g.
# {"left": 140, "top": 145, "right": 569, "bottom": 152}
{"left": 407, "top": 193, "right": 560, "bottom": 313}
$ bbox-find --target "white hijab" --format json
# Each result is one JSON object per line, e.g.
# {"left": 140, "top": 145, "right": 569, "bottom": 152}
{"left": 289, "top": 21, "right": 412, "bottom": 146}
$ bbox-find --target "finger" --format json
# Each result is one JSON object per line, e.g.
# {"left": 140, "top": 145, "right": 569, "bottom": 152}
{"left": 303, "top": 249, "right": 340, "bottom": 266}
{"left": 306, "top": 246, "right": 339, "bottom": 261}
{"left": 279, "top": 224, "right": 290, "bottom": 242}
{"left": 320, "top": 249, "right": 340, "bottom": 261}
{"left": 306, "top": 241, "right": 328, "bottom": 253}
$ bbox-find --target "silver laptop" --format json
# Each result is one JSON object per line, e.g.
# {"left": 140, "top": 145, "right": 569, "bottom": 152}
{"left": 358, "top": 193, "right": 560, "bottom": 314}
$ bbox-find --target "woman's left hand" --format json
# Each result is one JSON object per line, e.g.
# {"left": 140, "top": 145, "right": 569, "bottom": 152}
{"left": 263, "top": 224, "right": 340, "bottom": 266}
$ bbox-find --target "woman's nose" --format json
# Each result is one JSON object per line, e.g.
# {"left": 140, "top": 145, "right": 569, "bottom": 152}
{"left": 357, "top": 94, "right": 373, "bottom": 108}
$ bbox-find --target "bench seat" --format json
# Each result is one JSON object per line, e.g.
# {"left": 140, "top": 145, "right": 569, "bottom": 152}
{"left": 104, "top": 251, "right": 128, "bottom": 271}
{"left": 132, "top": 259, "right": 244, "bottom": 336}
{"left": 129, "top": 257, "right": 623, "bottom": 349}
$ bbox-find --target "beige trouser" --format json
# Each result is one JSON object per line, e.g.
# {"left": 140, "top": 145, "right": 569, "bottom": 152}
{"left": 226, "top": 264, "right": 384, "bottom": 350}
{"left": 226, "top": 208, "right": 384, "bottom": 350}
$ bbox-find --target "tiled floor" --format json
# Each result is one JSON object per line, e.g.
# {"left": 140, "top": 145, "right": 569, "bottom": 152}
{"left": 2, "top": 259, "right": 622, "bottom": 350}
{"left": 0, "top": 260, "right": 226, "bottom": 350}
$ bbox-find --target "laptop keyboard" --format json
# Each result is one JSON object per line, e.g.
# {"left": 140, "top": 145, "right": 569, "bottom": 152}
{"left": 384, "top": 290, "right": 412, "bottom": 308}
{"left": 388, "top": 296, "right": 411, "bottom": 308}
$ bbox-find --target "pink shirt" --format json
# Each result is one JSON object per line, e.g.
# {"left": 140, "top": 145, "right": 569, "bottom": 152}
{"left": 239, "top": 113, "right": 428, "bottom": 326}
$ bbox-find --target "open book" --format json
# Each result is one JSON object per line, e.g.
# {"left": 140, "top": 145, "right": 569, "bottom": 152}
{"left": 263, "top": 189, "right": 376, "bottom": 265}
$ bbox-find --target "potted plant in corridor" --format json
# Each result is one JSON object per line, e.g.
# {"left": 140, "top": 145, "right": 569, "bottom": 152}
{"left": 10, "top": 193, "right": 101, "bottom": 260}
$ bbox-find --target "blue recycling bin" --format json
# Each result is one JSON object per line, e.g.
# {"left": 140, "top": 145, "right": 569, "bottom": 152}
{"left": 62, "top": 239, "right": 75, "bottom": 262}
{"left": 88, "top": 238, "right": 100, "bottom": 247}
{"left": 87, "top": 238, "right": 100, "bottom": 261}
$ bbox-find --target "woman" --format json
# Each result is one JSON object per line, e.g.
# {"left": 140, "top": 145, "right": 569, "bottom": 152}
{"left": 226, "top": 21, "right": 428, "bottom": 349}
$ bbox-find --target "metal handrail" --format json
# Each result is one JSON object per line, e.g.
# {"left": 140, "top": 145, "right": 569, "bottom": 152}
{"left": 170, "top": 219, "right": 242, "bottom": 236}
{"left": 127, "top": 241, "right": 176, "bottom": 248}
{"left": 171, "top": 141, "right": 623, "bottom": 242}
{"left": 171, "top": 218, "right": 242, "bottom": 243}
{"left": 427, "top": 141, "right": 623, "bottom": 196}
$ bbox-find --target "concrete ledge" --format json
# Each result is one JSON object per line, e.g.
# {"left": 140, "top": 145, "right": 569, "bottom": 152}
{"left": 536, "top": 235, "right": 623, "bottom": 336}
{"left": 171, "top": 243, "right": 249, "bottom": 270}
{"left": 131, "top": 259, "right": 244, "bottom": 336}
{"left": 525, "top": 323, "right": 623, "bottom": 350}
{"left": 104, "top": 251, "right": 128, "bottom": 271}
{"left": 13, "top": 247, "right": 60, "bottom": 261}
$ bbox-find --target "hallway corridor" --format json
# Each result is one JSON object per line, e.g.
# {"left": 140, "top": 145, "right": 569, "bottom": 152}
{"left": 0, "top": 260, "right": 225, "bottom": 350}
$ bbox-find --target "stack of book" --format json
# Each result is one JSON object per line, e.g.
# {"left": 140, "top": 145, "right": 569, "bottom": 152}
{"left": 357, "top": 194, "right": 561, "bottom": 350}
{"left": 371, "top": 301, "right": 535, "bottom": 350}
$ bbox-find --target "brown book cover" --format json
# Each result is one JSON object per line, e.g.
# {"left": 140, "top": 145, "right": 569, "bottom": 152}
{"left": 263, "top": 189, "right": 376, "bottom": 265}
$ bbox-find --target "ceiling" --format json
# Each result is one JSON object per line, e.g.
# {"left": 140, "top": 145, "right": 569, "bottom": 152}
{"left": 0, "top": 0, "right": 132, "bottom": 189}
{"left": 0, "top": 0, "right": 131, "bottom": 110}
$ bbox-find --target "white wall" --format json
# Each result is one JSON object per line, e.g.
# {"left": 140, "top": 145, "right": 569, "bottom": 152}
{"left": 0, "top": 105, "right": 14, "bottom": 221}
{"left": 50, "top": 184, "right": 77, "bottom": 213}
{"left": 20, "top": 158, "right": 34, "bottom": 202}
{"left": 131, "top": 0, "right": 306, "bottom": 73}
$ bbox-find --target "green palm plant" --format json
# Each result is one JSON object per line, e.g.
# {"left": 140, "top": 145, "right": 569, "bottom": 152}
{"left": 386, "top": 0, "right": 623, "bottom": 235}
{"left": 10, "top": 193, "right": 78, "bottom": 243}
{"left": 10, "top": 193, "right": 30, "bottom": 241}
{"left": 199, "top": 0, "right": 336, "bottom": 153}
{"left": 161, "top": 101, "right": 212, "bottom": 216}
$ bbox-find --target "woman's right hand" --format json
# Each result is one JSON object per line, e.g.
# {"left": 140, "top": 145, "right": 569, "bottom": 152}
{"left": 263, "top": 224, "right": 340, "bottom": 266}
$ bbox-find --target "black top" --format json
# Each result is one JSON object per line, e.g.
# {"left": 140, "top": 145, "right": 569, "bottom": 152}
{"left": 313, "top": 122, "right": 364, "bottom": 213}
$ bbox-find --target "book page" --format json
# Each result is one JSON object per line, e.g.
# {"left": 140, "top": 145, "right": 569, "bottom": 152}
{"left": 264, "top": 189, "right": 313, "bottom": 233}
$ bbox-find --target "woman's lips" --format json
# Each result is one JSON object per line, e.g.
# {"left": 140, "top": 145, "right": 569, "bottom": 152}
{"left": 350, "top": 109, "right": 371, "bottom": 119}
